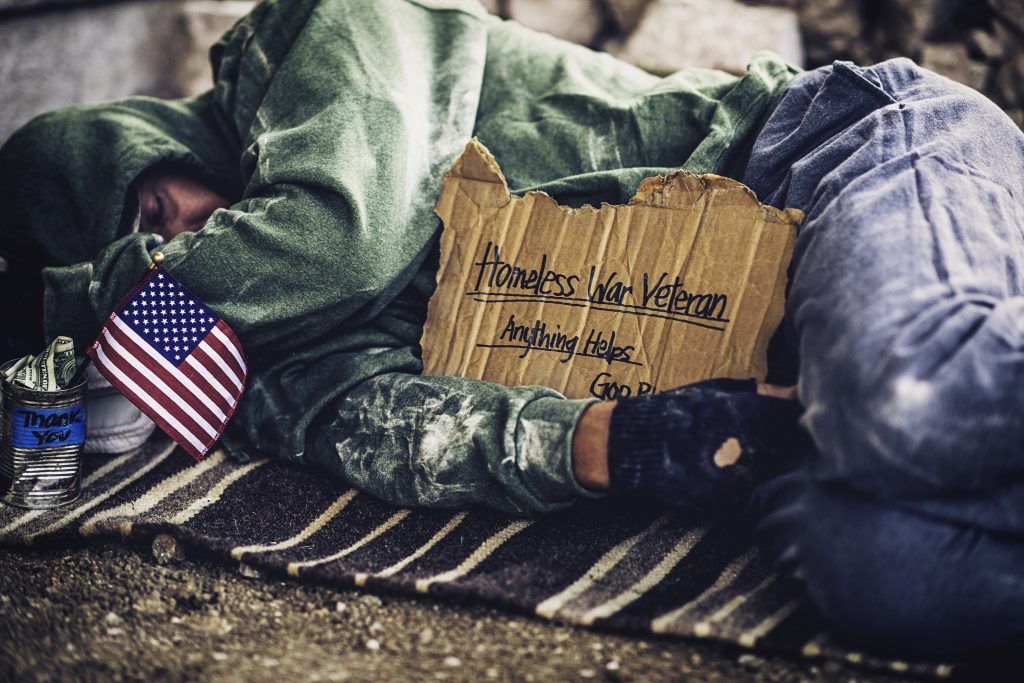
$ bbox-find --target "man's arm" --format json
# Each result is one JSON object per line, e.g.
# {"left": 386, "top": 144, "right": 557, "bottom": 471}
{"left": 572, "top": 401, "right": 613, "bottom": 490}
{"left": 571, "top": 382, "right": 798, "bottom": 494}
{"left": 42, "top": 0, "right": 491, "bottom": 357}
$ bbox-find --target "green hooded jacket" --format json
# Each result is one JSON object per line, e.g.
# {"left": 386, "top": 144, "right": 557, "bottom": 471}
{"left": 0, "top": 0, "right": 798, "bottom": 469}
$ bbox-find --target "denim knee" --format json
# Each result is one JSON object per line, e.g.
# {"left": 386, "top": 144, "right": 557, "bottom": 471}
{"left": 753, "top": 466, "right": 1024, "bottom": 660}
{"left": 768, "top": 59, "right": 1024, "bottom": 499}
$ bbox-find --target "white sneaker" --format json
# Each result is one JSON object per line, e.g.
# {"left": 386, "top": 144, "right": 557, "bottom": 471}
{"left": 83, "top": 362, "right": 156, "bottom": 454}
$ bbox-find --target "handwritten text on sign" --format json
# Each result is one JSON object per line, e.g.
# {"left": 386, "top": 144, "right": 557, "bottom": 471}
{"left": 421, "top": 140, "right": 802, "bottom": 400}
{"left": 11, "top": 404, "right": 87, "bottom": 448}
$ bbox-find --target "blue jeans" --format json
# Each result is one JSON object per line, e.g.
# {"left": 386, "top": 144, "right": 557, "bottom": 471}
{"left": 744, "top": 59, "right": 1024, "bottom": 659}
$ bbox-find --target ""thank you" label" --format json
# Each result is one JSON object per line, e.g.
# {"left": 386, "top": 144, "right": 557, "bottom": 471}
{"left": 10, "top": 404, "right": 87, "bottom": 449}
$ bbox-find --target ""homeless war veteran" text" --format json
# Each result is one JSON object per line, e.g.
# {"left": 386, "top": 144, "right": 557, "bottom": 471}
{"left": 469, "top": 241, "right": 730, "bottom": 324}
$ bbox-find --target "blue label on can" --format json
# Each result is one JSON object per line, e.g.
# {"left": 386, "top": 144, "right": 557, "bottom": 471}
{"left": 10, "top": 403, "right": 87, "bottom": 449}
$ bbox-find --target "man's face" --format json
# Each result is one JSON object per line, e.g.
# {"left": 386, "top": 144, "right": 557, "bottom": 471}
{"left": 135, "top": 167, "right": 231, "bottom": 240}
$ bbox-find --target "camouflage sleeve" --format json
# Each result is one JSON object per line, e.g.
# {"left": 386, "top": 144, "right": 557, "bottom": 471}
{"left": 303, "top": 372, "right": 602, "bottom": 515}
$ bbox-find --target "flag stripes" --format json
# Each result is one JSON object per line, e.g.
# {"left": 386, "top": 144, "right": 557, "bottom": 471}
{"left": 209, "top": 325, "right": 245, "bottom": 385}
{"left": 0, "top": 436, "right": 954, "bottom": 679}
{"left": 101, "top": 326, "right": 219, "bottom": 438}
{"left": 110, "top": 318, "right": 229, "bottom": 422}
{"left": 93, "top": 342, "right": 207, "bottom": 457}
{"left": 87, "top": 266, "right": 246, "bottom": 460}
{"left": 183, "top": 353, "right": 236, "bottom": 406}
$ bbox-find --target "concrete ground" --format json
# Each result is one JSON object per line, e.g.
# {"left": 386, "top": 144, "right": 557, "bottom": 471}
{"left": 0, "top": 540, "right": 934, "bottom": 683}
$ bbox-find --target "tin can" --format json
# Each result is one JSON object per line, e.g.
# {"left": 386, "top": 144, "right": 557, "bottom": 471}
{"left": 0, "top": 358, "right": 88, "bottom": 509}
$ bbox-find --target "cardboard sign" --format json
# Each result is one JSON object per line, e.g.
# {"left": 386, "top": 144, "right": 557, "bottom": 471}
{"left": 421, "top": 139, "right": 802, "bottom": 400}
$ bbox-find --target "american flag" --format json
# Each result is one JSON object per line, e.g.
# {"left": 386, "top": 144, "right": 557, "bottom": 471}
{"left": 87, "top": 266, "right": 247, "bottom": 460}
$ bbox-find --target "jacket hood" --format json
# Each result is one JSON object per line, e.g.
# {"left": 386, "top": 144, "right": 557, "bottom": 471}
{"left": 0, "top": 91, "right": 240, "bottom": 269}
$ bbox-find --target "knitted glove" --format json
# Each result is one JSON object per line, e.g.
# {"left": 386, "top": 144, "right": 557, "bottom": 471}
{"left": 608, "top": 378, "right": 807, "bottom": 516}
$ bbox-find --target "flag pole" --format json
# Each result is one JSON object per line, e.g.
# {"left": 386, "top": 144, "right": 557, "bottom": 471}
{"left": 69, "top": 251, "right": 166, "bottom": 387}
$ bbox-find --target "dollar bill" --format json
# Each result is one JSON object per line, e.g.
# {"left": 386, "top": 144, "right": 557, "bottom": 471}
{"left": 1, "top": 354, "right": 31, "bottom": 383}
{"left": 3, "top": 336, "right": 78, "bottom": 391}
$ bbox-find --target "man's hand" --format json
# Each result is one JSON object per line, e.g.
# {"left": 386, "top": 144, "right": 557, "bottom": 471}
{"left": 571, "top": 381, "right": 799, "bottom": 496}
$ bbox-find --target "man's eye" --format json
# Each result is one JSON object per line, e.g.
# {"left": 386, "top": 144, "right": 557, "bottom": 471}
{"left": 151, "top": 195, "right": 164, "bottom": 221}
{"left": 141, "top": 194, "right": 163, "bottom": 226}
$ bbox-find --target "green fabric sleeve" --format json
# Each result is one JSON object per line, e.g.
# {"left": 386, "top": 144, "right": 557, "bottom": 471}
{"left": 306, "top": 372, "right": 601, "bottom": 515}
{"left": 26, "top": 0, "right": 800, "bottom": 475}
{"left": 43, "top": 0, "right": 492, "bottom": 359}
{"left": 43, "top": 233, "right": 163, "bottom": 349}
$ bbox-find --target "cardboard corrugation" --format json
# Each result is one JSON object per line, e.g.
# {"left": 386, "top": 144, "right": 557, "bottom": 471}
{"left": 422, "top": 139, "right": 802, "bottom": 400}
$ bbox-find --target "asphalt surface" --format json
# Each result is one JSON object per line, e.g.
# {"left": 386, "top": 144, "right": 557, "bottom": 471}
{"left": 0, "top": 539, "right": 933, "bottom": 683}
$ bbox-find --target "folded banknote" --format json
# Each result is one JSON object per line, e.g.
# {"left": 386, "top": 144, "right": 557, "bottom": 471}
{"left": 2, "top": 336, "right": 78, "bottom": 391}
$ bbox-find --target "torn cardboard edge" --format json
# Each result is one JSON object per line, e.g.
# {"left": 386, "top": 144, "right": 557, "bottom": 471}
{"left": 421, "top": 138, "right": 802, "bottom": 400}
{"left": 441, "top": 138, "right": 803, "bottom": 225}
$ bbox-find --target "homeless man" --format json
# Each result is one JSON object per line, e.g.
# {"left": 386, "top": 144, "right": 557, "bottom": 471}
{"left": 2, "top": 0, "right": 1023, "bottom": 661}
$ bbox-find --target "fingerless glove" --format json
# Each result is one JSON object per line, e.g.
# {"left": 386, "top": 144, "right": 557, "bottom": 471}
{"left": 608, "top": 378, "right": 807, "bottom": 517}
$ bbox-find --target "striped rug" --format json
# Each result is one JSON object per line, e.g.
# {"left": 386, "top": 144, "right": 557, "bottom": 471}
{"left": 0, "top": 435, "right": 951, "bottom": 678}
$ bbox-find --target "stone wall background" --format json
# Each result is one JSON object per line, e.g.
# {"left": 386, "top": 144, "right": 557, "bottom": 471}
{"left": 491, "top": 0, "right": 1024, "bottom": 130}
{"left": 0, "top": 0, "right": 256, "bottom": 143}
{"left": 1, "top": 0, "right": 1022, "bottom": 145}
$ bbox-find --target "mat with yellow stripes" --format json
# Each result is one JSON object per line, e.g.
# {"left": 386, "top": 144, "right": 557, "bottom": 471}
{"left": 0, "top": 436, "right": 950, "bottom": 678}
